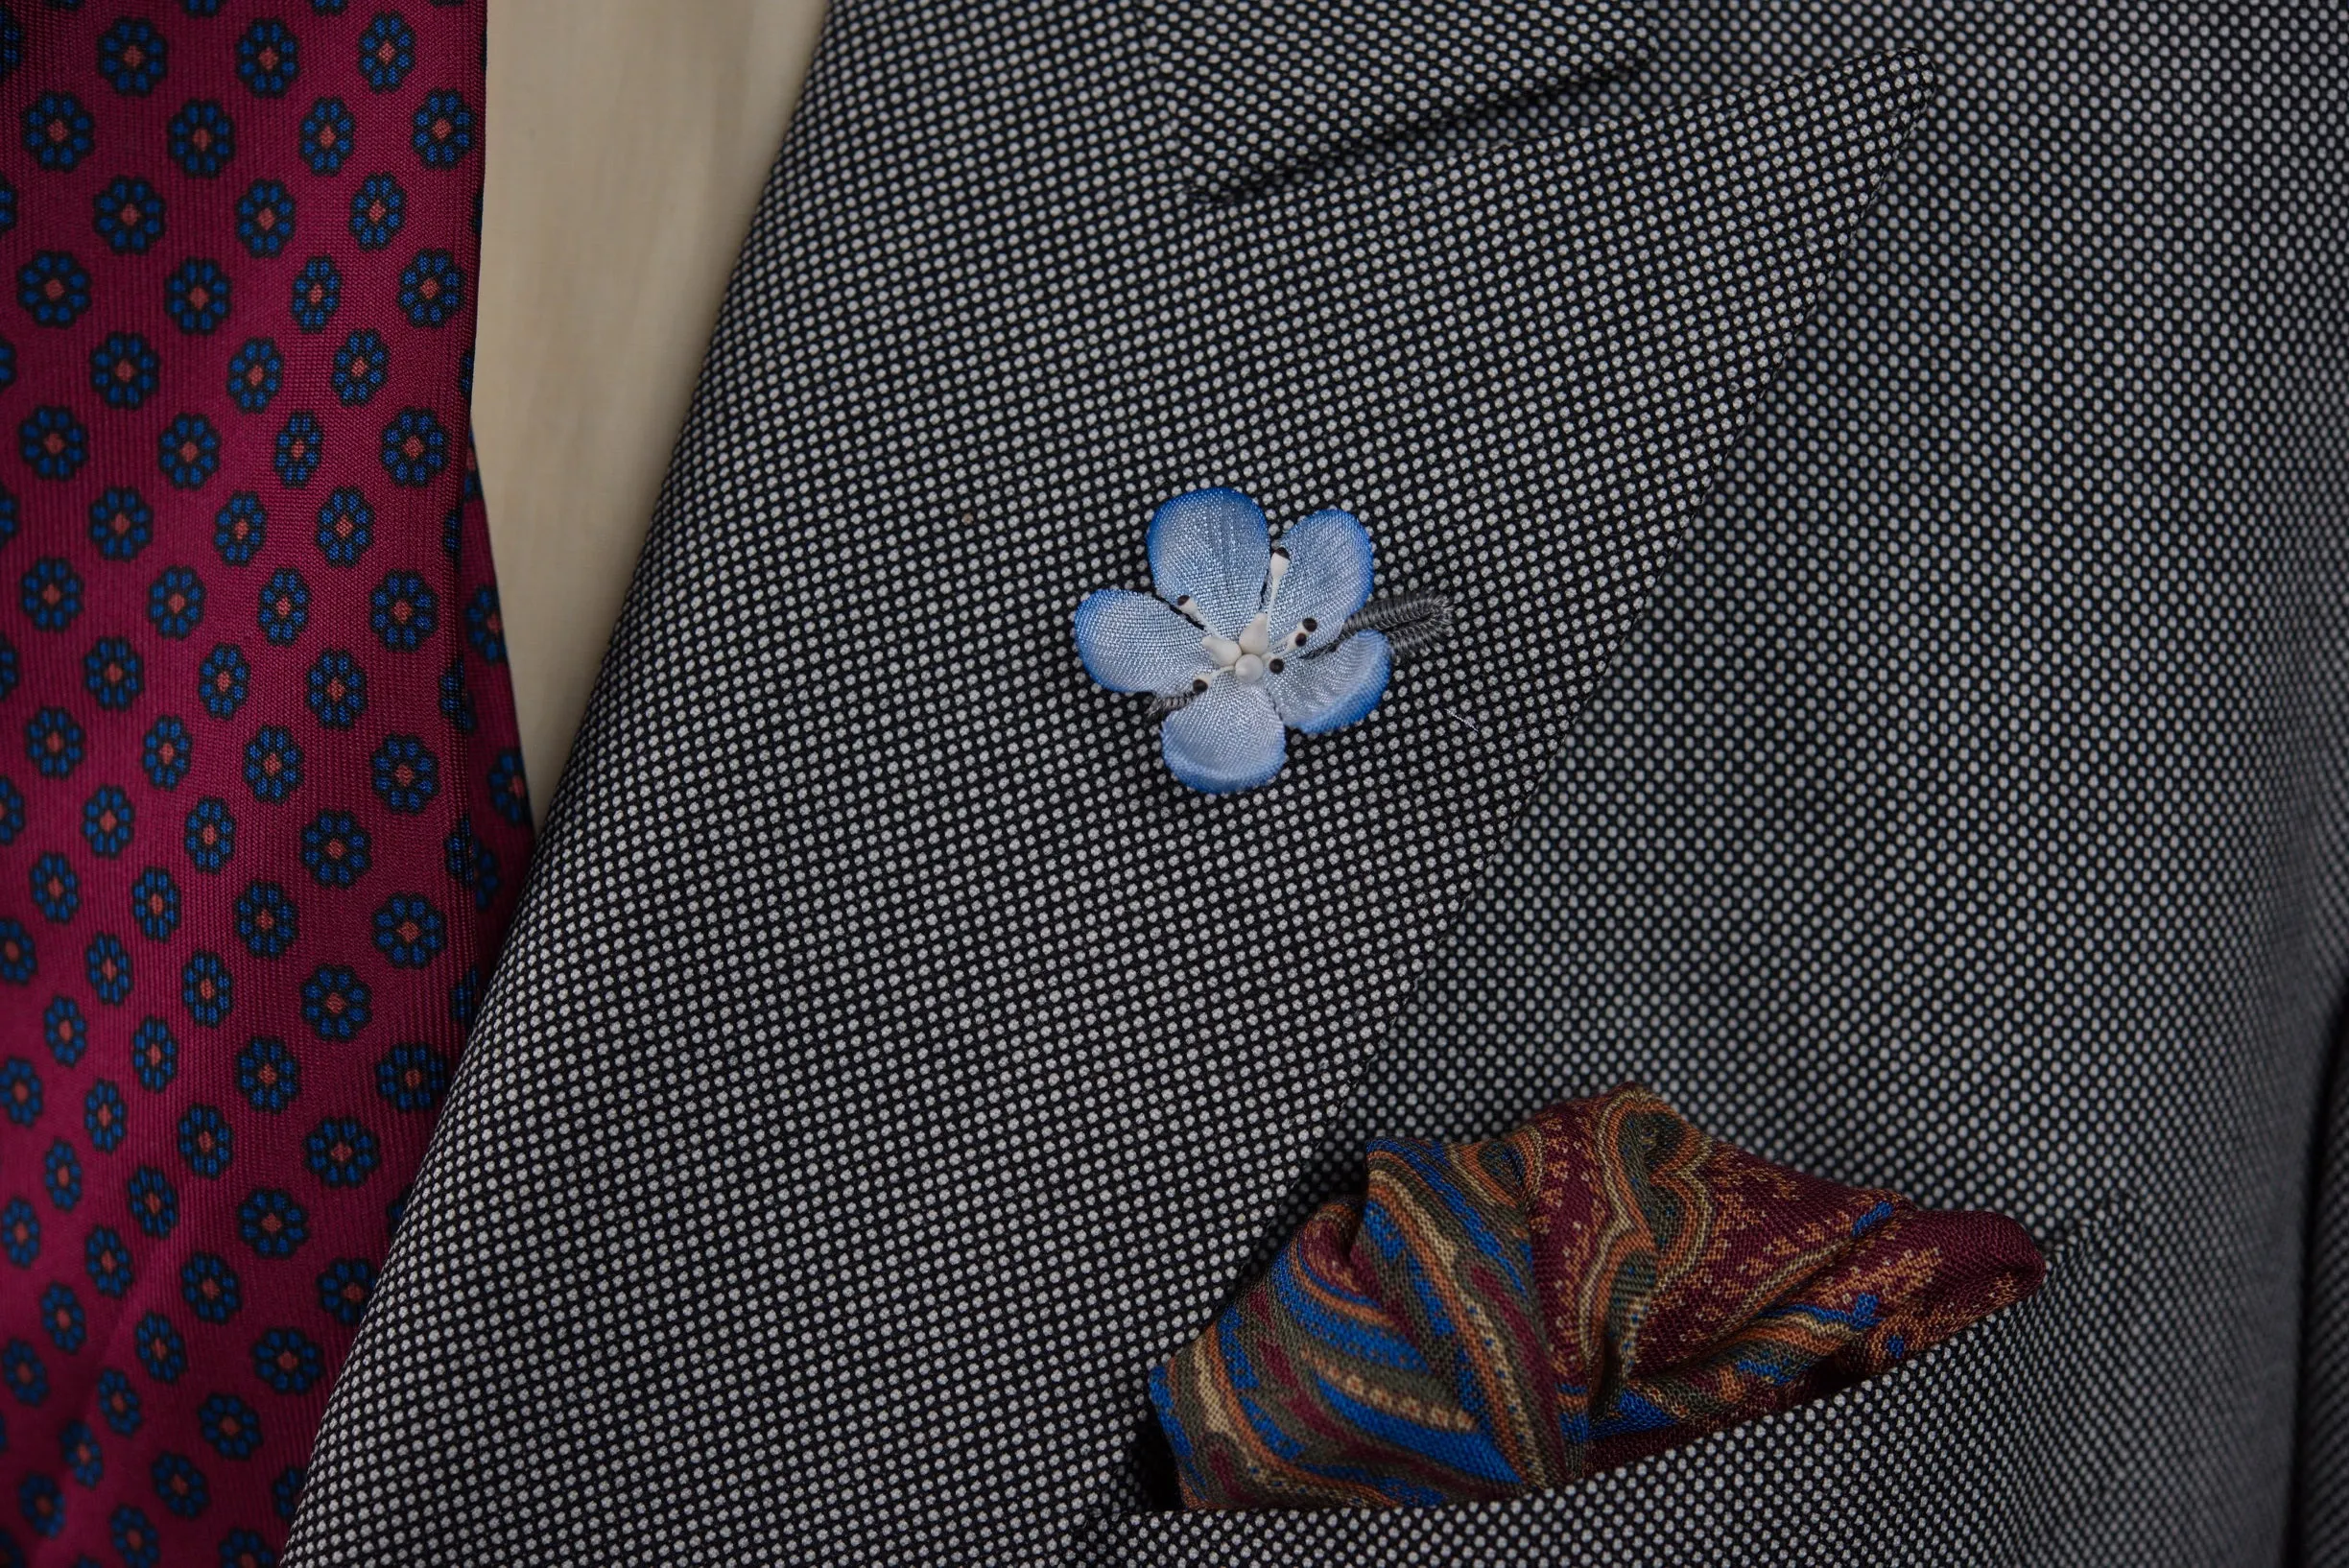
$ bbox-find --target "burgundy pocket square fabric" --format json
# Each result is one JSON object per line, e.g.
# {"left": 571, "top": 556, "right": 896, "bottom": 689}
{"left": 1151, "top": 1085, "right": 2045, "bottom": 1509}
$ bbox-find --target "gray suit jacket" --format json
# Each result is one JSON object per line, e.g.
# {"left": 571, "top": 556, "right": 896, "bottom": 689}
{"left": 285, "top": 1, "right": 2349, "bottom": 1562}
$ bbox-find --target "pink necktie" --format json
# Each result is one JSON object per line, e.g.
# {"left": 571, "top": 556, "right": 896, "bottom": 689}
{"left": 0, "top": 5, "right": 529, "bottom": 1560}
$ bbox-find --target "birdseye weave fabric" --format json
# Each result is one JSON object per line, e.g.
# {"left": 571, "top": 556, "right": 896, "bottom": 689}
{"left": 0, "top": 4, "right": 529, "bottom": 1562}
{"left": 1151, "top": 1086, "right": 2045, "bottom": 1509}
{"left": 276, "top": 0, "right": 2349, "bottom": 1560}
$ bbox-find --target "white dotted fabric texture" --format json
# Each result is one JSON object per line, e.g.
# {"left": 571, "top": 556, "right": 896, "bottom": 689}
{"left": 1149, "top": 0, "right": 1649, "bottom": 197}
{"left": 286, "top": 1, "right": 2349, "bottom": 1564}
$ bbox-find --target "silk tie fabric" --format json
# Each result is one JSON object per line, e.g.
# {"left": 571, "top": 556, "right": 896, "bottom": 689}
{"left": 1150, "top": 1086, "right": 2044, "bottom": 1509}
{"left": 0, "top": 5, "right": 528, "bottom": 1562}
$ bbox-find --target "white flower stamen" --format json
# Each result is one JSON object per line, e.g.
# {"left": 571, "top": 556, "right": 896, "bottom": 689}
{"left": 1199, "top": 607, "right": 1317, "bottom": 689}
{"left": 1180, "top": 543, "right": 1329, "bottom": 695}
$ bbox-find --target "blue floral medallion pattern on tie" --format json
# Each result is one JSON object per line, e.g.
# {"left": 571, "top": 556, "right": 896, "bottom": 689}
{"left": 1074, "top": 488, "right": 1393, "bottom": 794}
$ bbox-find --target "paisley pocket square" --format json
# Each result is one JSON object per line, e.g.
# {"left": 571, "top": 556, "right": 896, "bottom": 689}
{"left": 1151, "top": 1085, "right": 2045, "bottom": 1509}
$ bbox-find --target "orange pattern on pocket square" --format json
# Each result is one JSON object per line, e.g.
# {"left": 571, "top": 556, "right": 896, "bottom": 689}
{"left": 1151, "top": 1085, "right": 2046, "bottom": 1509}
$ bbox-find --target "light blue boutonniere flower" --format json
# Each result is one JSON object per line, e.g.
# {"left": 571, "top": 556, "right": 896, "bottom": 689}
{"left": 1076, "top": 487, "right": 1443, "bottom": 796}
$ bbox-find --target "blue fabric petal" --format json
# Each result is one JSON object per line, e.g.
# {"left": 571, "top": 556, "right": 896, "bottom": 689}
{"left": 1072, "top": 588, "right": 1214, "bottom": 696}
{"left": 1270, "top": 508, "right": 1374, "bottom": 651}
{"left": 1147, "top": 487, "right": 1270, "bottom": 640}
{"left": 1159, "top": 680, "right": 1287, "bottom": 795}
{"left": 1267, "top": 630, "right": 1389, "bottom": 735}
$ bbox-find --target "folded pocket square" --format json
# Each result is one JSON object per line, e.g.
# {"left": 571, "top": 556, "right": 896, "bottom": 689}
{"left": 1150, "top": 1085, "right": 2045, "bottom": 1509}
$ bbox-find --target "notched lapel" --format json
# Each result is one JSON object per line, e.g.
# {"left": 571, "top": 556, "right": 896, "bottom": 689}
{"left": 1036, "top": 47, "right": 1944, "bottom": 1551}
{"left": 1155, "top": 0, "right": 1653, "bottom": 201}
{"left": 1148, "top": 0, "right": 1650, "bottom": 197}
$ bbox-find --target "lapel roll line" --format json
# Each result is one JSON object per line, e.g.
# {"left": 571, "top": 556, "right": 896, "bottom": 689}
{"left": 285, "top": 2, "right": 1943, "bottom": 1558}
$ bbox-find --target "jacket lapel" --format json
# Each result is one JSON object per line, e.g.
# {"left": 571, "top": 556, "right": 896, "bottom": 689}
{"left": 296, "top": 2, "right": 1939, "bottom": 1558}
{"left": 1014, "top": 49, "right": 1941, "bottom": 1547}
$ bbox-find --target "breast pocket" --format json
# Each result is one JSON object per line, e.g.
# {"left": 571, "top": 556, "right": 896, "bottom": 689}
{"left": 1081, "top": 1199, "right": 2142, "bottom": 1566}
